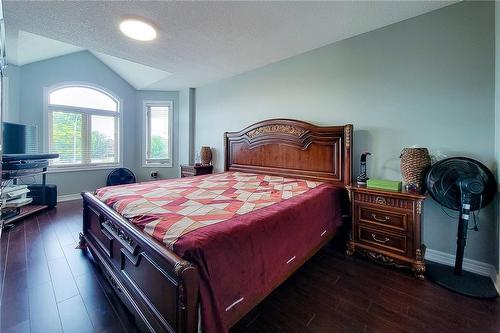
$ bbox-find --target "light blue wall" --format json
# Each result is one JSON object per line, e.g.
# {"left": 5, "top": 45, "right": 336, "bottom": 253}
{"left": 3, "top": 64, "right": 20, "bottom": 123}
{"left": 179, "top": 88, "right": 190, "bottom": 165}
{"left": 495, "top": 1, "right": 500, "bottom": 272}
{"left": 135, "top": 90, "right": 180, "bottom": 181}
{"left": 178, "top": 88, "right": 195, "bottom": 166}
{"left": 9, "top": 51, "right": 180, "bottom": 195}
{"left": 195, "top": 2, "right": 497, "bottom": 266}
{"left": 18, "top": 51, "right": 137, "bottom": 195}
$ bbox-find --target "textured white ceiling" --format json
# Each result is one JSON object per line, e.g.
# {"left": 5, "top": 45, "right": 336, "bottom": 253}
{"left": 4, "top": 1, "right": 455, "bottom": 90}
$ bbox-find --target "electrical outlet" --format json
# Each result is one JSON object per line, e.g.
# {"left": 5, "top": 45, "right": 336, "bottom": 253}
{"left": 150, "top": 170, "right": 159, "bottom": 178}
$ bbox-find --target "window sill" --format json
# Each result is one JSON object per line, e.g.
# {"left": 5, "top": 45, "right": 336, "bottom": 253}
{"left": 48, "top": 164, "right": 122, "bottom": 173}
{"left": 142, "top": 162, "right": 173, "bottom": 168}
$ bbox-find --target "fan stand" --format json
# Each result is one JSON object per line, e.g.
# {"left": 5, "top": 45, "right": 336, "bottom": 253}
{"left": 426, "top": 206, "right": 498, "bottom": 299}
{"left": 426, "top": 261, "right": 497, "bottom": 298}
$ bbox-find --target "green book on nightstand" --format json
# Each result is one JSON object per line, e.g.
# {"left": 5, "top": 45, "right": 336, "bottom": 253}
{"left": 366, "top": 178, "right": 402, "bottom": 192}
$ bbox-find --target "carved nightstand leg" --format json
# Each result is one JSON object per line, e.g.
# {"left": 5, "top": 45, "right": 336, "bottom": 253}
{"left": 412, "top": 248, "right": 426, "bottom": 280}
{"left": 412, "top": 262, "right": 426, "bottom": 280}
{"left": 76, "top": 232, "right": 87, "bottom": 250}
{"left": 346, "top": 242, "right": 355, "bottom": 256}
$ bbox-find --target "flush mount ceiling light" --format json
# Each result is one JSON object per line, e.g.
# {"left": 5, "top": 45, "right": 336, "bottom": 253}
{"left": 119, "top": 19, "right": 157, "bottom": 41}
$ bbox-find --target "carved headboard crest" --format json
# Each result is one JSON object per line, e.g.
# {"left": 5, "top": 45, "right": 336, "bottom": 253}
{"left": 224, "top": 119, "right": 353, "bottom": 187}
{"left": 246, "top": 124, "right": 307, "bottom": 139}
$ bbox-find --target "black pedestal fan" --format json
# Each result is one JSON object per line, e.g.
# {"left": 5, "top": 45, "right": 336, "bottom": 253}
{"left": 425, "top": 157, "right": 497, "bottom": 298}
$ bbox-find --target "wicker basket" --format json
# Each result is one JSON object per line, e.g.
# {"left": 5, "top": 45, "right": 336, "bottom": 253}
{"left": 400, "top": 148, "right": 431, "bottom": 190}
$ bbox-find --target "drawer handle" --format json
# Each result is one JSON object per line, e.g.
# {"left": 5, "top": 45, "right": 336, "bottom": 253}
{"left": 371, "top": 234, "right": 390, "bottom": 244}
{"left": 371, "top": 213, "right": 390, "bottom": 222}
{"left": 374, "top": 196, "right": 386, "bottom": 205}
{"left": 109, "top": 276, "right": 122, "bottom": 293}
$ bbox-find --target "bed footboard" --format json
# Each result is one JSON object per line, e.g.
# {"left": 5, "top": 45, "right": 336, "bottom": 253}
{"left": 80, "top": 192, "right": 199, "bottom": 333}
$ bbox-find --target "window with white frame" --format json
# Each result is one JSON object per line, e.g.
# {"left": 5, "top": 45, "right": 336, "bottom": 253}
{"left": 46, "top": 85, "right": 120, "bottom": 169}
{"left": 143, "top": 101, "right": 173, "bottom": 166}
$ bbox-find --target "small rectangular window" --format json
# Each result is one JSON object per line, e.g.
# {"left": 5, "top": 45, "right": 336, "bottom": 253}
{"left": 143, "top": 101, "right": 173, "bottom": 166}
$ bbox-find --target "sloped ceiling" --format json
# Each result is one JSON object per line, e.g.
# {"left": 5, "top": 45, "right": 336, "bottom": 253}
{"left": 5, "top": 30, "right": 172, "bottom": 90}
{"left": 4, "top": 1, "right": 455, "bottom": 90}
{"left": 91, "top": 52, "right": 172, "bottom": 90}
{"left": 6, "top": 30, "right": 82, "bottom": 67}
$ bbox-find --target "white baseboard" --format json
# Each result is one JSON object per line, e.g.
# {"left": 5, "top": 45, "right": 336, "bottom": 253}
{"left": 425, "top": 248, "right": 500, "bottom": 294}
{"left": 57, "top": 193, "right": 82, "bottom": 202}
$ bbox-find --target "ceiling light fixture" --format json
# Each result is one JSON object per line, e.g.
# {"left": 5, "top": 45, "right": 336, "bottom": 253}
{"left": 119, "top": 19, "right": 157, "bottom": 41}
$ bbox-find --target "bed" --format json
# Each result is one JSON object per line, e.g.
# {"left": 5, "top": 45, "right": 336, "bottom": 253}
{"left": 79, "top": 119, "right": 353, "bottom": 333}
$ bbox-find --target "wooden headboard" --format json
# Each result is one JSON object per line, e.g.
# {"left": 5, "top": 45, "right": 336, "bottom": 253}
{"left": 224, "top": 119, "right": 352, "bottom": 187}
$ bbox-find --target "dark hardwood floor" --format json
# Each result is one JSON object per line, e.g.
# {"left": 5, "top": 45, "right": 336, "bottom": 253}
{"left": 1, "top": 200, "right": 498, "bottom": 333}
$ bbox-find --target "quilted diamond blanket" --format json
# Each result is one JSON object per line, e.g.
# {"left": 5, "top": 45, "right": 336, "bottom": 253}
{"left": 95, "top": 171, "right": 343, "bottom": 333}
{"left": 96, "top": 172, "right": 324, "bottom": 248}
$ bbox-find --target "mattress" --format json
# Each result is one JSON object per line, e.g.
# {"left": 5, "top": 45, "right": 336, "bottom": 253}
{"left": 95, "top": 171, "right": 343, "bottom": 332}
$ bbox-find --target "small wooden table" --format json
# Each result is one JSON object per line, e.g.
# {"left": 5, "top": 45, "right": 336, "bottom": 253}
{"left": 346, "top": 184, "right": 426, "bottom": 279}
{"left": 180, "top": 164, "right": 213, "bottom": 178}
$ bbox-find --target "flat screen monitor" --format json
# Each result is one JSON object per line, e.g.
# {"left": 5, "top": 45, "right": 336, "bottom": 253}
{"left": 2, "top": 122, "right": 37, "bottom": 154}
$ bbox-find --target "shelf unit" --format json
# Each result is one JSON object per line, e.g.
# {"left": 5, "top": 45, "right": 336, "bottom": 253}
{"left": 1, "top": 166, "right": 49, "bottom": 230}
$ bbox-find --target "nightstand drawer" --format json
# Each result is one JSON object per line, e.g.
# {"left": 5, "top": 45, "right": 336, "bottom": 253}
{"left": 357, "top": 226, "right": 407, "bottom": 254}
{"left": 354, "top": 192, "right": 413, "bottom": 211}
{"left": 181, "top": 170, "right": 195, "bottom": 177}
{"left": 358, "top": 206, "right": 408, "bottom": 232}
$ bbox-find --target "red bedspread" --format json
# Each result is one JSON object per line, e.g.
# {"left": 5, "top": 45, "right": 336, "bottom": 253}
{"left": 95, "top": 172, "right": 343, "bottom": 332}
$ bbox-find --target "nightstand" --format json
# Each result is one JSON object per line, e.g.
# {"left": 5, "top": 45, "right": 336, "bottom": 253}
{"left": 346, "top": 185, "right": 426, "bottom": 279}
{"left": 180, "top": 164, "right": 213, "bottom": 178}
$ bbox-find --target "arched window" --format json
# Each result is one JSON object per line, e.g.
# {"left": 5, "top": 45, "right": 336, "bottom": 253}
{"left": 46, "top": 84, "right": 120, "bottom": 168}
